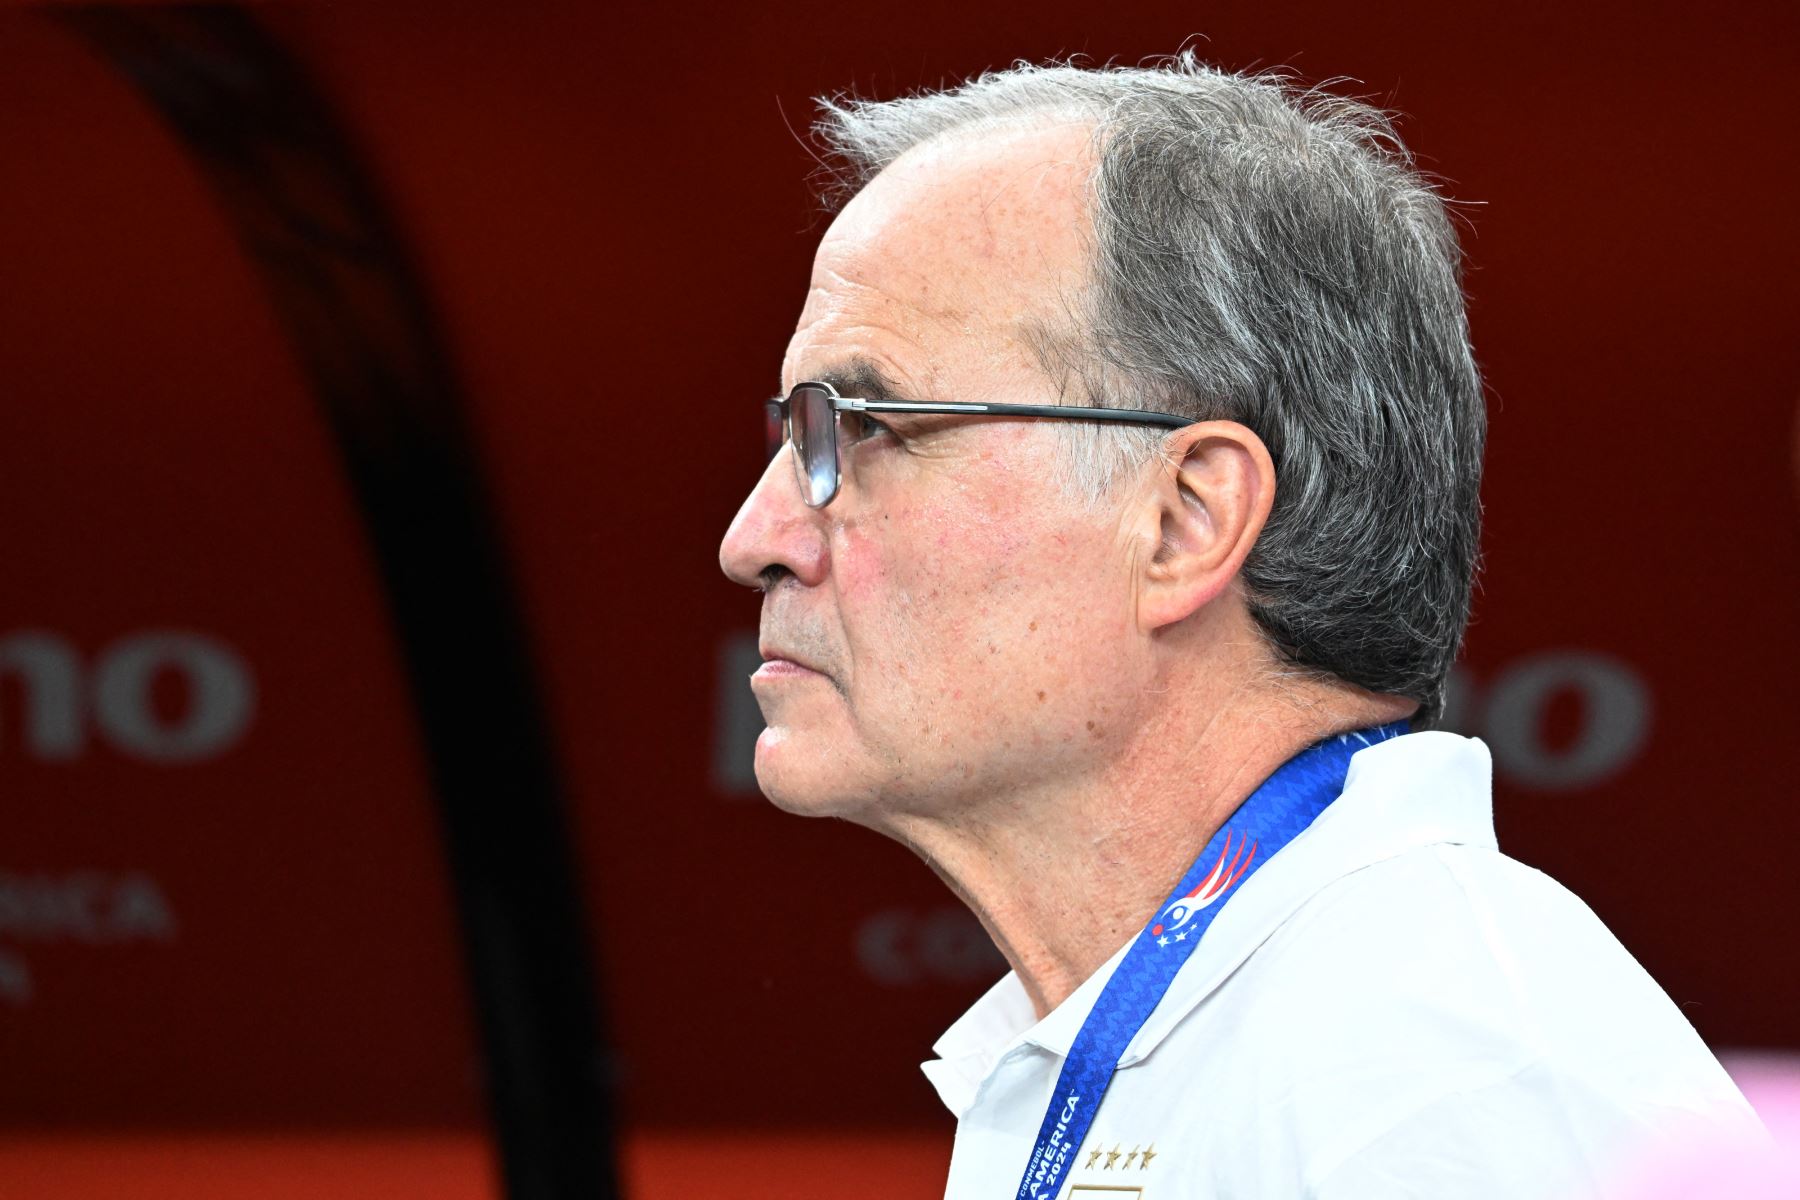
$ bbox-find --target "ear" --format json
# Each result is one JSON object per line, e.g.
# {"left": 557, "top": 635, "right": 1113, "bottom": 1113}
{"left": 1136, "top": 420, "right": 1276, "bottom": 632}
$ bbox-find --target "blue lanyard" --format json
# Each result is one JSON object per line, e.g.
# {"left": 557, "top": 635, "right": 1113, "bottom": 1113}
{"left": 1013, "top": 723, "right": 1409, "bottom": 1200}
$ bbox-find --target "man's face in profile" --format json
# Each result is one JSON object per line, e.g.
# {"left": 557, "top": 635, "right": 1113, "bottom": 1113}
{"left": 720, "top": 124, "right": 1164, "bottom": 829}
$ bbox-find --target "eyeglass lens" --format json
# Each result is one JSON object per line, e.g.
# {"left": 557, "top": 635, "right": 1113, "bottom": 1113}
{"left": 791, "top": 385, "right": 838, "bottom": 507}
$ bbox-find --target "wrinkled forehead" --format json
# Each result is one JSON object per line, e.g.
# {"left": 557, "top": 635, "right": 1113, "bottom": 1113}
{"left": 792, "top": 121, "right": 1099, "bottom": 386}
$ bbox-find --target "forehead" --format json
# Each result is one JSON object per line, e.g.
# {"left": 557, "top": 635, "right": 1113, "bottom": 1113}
{"left": 785, "top": 120, "right": 1097, "bottom": 394}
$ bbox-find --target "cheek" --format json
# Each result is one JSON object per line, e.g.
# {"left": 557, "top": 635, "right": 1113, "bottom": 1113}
{"left": 830, "top": 506, "right": 986, "bottom": 687}
{"left": 836, "top": 496, "right": 1033, "bottom": 621}
{"left": 833, "top": 501, "right": 1122, "bottom": 719}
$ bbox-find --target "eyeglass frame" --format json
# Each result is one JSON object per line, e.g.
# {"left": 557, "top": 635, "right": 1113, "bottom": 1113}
{"left": 766, "top": 379, "right": 1199, "bottom": 508}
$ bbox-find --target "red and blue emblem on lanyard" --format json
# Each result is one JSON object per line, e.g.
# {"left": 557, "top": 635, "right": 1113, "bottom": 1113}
{"left": 1150, "top": 830, "right": 1256, "bottom": 944}
{"left": 1014, "top": 723, "right": 1408, "bottom": 1200}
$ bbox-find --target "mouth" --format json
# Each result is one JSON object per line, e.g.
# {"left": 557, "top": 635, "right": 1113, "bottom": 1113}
{"left": 753, "top": 658, "right": 820, "bottom": 679}
{"left": 753, "top": 643, "right": 836, "bottom": 689}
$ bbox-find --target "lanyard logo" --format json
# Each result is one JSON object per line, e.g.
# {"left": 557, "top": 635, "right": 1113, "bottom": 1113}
{"left": 1149, "top": 830, "right": 1256, "bottom": 945}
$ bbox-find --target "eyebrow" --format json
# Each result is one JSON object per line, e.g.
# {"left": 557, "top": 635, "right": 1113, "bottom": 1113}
{"left": 790, "top": 356, "right": 912, "bottom": 405}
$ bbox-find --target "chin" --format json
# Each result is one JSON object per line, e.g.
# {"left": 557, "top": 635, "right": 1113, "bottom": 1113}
{"left": 752, "top": 725, "right": 837, "bottom": 816}
{"left": 752, "top": 725, "right": 880, "bottom": 821}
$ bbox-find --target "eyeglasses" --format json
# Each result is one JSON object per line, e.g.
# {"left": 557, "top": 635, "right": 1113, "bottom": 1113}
{"left": 766, "top": 380, "right": 1198, "bottom": 507}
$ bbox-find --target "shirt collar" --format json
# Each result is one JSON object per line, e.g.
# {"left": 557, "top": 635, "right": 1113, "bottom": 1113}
{"left": 920, "top": 968, "right": 1041, "bottom": 1117}
{"left": 919, "top": 731, "right": 1496, "bottom": 1111}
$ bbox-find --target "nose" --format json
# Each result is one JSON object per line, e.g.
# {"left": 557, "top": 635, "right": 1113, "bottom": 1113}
{"left": 719, "top": 446, "right": 829, "bottom": 590}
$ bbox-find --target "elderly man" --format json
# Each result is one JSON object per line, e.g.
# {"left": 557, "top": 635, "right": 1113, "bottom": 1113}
{"left": 719, "top": 57, "right": 1757, "bottom": 1199}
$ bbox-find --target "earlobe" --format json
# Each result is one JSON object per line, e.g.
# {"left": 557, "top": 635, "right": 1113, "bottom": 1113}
{"left": 1138, "top": 421, "right": 1275, "bottom": 632}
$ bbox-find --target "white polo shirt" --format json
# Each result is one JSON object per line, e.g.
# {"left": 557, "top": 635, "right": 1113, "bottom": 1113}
{"left": 922, "top": 732, "right": 1762, "bottom": 1199}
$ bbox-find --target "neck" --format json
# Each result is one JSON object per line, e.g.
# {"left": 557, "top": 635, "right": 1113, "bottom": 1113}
{"left": 885, "top": 681, "right": 1410, "bottom": 1019}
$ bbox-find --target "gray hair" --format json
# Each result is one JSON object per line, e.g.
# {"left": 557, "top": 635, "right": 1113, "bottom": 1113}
{"left": 812, "top": 54, "right": 1485, "bottom": 726}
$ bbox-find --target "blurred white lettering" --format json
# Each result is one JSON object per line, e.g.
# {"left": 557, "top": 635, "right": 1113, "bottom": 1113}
{"left": 856, "top": 907, "right": 1005, "bottom": 986}
{"left": 0, "top": 950, "right": 30, "bottom": 1006}
{"left": 713, "top": 631, "right": 764, "bottom": 796}
{"left": 0, "top": 870, "right": 178, "bottom": 943}
{"left": 1443, "top": 651, "right": 1652, "bottom": 790}
{"left": 1, "top": 630, "right": 255, "bottom": 762}
{"left": 0, "top": 632, "right": 83, "bottom": 759}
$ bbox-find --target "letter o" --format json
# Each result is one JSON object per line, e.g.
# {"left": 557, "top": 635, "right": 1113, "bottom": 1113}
{"left": 1483, "top": 651, "right": 1651, "bottom": 790}
{"left": 93, "top": 632, "right": 256, "bottom": 762}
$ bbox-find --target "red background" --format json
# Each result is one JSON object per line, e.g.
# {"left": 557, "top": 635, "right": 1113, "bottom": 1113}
{"left": 1, "top": 0, "right": 1796, "bottom": 1166}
